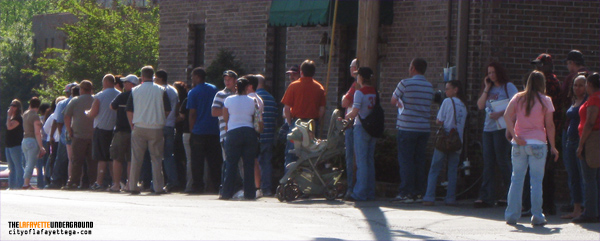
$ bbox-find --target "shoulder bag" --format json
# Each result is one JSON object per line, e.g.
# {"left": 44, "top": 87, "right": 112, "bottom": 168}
{"left": 359, "top": 91, "right": 385, "bottom": 138}
{"left": 435, "top": 98, "right": 462, "bottom": 152}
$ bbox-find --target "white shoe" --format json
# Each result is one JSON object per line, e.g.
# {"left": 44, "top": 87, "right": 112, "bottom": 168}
{"left": 233, "top": 190, "right": 245, "bottom": 200}
{"left": 256, "top": 189, "right": 263, "bottom": 198}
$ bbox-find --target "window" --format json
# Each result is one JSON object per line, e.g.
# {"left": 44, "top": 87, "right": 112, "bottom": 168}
{"left": 188, "top": 24, "right": 205, "bottom": 69}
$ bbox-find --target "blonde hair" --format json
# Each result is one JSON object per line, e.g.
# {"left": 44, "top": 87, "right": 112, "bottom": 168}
{"left": 518, "top": 70, "right": 546, "bottom": 116}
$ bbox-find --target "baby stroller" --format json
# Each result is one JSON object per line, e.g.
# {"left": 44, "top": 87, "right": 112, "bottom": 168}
{"left": 276, "top": 109, "right": 346, "bottom": 202}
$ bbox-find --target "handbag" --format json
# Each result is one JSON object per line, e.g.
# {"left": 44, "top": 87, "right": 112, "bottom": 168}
{"left": 359, "top": 91, "right": 385, "bottom": 138}
{"left": 253, "top": 98, "right": 263, "bottom": 134}
{"left": 435, "top": 98, "right": 462, "bottom": 152}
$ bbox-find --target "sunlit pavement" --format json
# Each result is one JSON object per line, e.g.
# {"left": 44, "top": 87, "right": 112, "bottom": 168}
{"left": 1, "top": 190, "right": 598, "bottom": 240}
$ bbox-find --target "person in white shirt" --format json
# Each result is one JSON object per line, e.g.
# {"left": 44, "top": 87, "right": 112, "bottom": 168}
{"left": 220, "top": 77, "right": 259, "bottom": 200}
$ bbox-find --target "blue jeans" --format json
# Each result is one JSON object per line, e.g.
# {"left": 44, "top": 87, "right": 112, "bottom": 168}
{"left": 479, "top": 130, "right": 512, "bottom": 204}
{"left": 51, "top": 142, "right": 68, "bottom": 185}
{"left": 258, "top": 142, "right": 273, "bottom": 193}
{"left": 397, "top": 130, "right": 430, "bottom": 197}
{"left": 579, "top": 157, "right": 599, "bottom": 218}
{"left": 424, "top": 149, "right": 460, "bottom": 204}
{"left": 345, "top": 126, "right": 355, "bottom": 193}
{"left": 284, "top": 123, "right": 298, "bottom": 171}
{"left": 22, "top": 138, "right": 39, "bottom": 180}
{"left": 505, "top": 144, "right": 547, "bottom": 224}
{"left": 36, "top": 140, "right": 49, "bottom": 188}
{"left": 163, "top": 126, "right": 179, "bottom": 187}
{"left": 5, "top": 146, "right": 24, "bottom": 189}
{"left": 352, "top": 125, "right": 376, "bottom": 201}
{"left": 564, "top": 135, "right": 584, "bottom": 204}
{"left": 222, "top": 127, "right": 258, "bottom": 199}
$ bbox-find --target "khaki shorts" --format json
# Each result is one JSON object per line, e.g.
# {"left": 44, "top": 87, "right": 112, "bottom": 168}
{"left": 110, "top": 131, "right": 131, "bottom": 162}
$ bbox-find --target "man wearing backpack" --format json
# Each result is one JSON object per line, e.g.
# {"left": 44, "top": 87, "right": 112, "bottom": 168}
{"left": 390, "top": 58, "right": 434, "bottom": 203}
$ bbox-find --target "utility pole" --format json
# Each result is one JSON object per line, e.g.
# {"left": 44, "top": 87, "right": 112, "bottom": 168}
{"left": 356, "top": 0, "right": 380, "bottom": 84}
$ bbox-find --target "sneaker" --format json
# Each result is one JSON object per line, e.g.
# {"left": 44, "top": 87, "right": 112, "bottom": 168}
{"left": 21, "top": 185, "right": 33, "bottom": 190}
{"left": 393, "top": 194, "right": 414, "bottom": 203}
{"left": 61, "top": 183, "right": 78, "bottom": 191}
{"left": 422, "top": 201, "right": 434, "bottom": 206}
{"left": 255, "top": 189, "right": 263, "bottom": 198}
{"left": 90, "top": 183, "right": 104, "bottom": 191}
{"left": 262, "top": 189, "right": 273, "bottom": 197}
{"left": 414, "top": 195, "right": 423, "bottom": 203}
{"left": 44, "top": 183, "right": 62, "bottom": 190}
{"left": 232, "top": 190, "right": 245, "bottom": 200}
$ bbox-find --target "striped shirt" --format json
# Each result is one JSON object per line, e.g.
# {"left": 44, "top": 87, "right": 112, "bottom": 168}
{"left": 212, "top": 88, "right": 234, "bottom": 142}
{"left": 392, "top": 75, "right": 433, "bottom": 132}
{"left": 256, "top": 88, "right": 277, "bottom": 144}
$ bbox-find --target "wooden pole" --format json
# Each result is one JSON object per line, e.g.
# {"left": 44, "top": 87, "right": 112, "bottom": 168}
{"left": 324, "top": 0, "right": 339, "bottom": 96}
{"left": 357, "top": 0, "right": 380, "bottom": 84}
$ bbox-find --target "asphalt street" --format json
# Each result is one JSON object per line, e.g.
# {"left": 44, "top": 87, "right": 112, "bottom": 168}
{"left": 1, "top": 190, "right": 598, "bottom": 240}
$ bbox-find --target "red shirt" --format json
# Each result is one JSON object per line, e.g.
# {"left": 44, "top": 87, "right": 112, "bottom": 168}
{"left": 579, "top": 90, "right": 600, "bottom": 137}
{"left": 281, "top": 77, "right": 326, "bottom": 119}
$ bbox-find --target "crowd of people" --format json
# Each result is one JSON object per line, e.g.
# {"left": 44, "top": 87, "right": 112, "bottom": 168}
{"left": 4, "top": 50, "right": 599, "bottom": 225}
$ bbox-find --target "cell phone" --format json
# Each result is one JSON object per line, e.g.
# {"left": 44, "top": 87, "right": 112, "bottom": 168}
{"left": 485, "top": 77, "right": 491, "bottom": 84}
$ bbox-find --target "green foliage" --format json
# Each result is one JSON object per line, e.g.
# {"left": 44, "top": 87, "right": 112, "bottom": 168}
{"left": 0, "top": 0, "right": 60, "bottom": 159}
{"left": 205, "top": 49, "right": 245, "bottom": 90}
{"left": 31, "top": 0, "right": 160, "bottom": 96}
{"left": 24, "top": 48, "right": 71, "bottom": 103}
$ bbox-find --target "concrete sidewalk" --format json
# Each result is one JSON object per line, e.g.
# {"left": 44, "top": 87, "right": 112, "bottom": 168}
{"left": 1, "top": 190, "right": 598, "bottom": 240}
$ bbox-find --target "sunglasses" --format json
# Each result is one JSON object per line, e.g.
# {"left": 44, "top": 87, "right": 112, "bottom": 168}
{"left": 577, "top": 71, "right": 588, "bottom": 78}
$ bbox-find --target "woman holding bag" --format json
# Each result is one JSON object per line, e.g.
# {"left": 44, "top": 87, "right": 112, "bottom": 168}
{"left": 573, "top": 72, "right": 600, "bottom": 223}
{"left": 504, "top": 71, "right": 558, "bottom": 226}
{"left": 344, "top": 67, "right": 377, "bottom": 201}
{"left": 475, "top": 62, "right": 518, "bottom": 208}
{"left": 423, "top": 80, "right": 467, "bottom": 206}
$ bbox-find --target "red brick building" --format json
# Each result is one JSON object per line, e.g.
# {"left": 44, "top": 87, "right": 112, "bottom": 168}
{"left": 159, "top": 0, "right": 599, "bottom": 199}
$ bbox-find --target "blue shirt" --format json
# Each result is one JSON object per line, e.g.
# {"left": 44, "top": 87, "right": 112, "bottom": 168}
{"left": 256, "top": 88, "right": 277, "bottom": 144}
{"left": 483, "top": 82, "right": 518, "bottom": 132}
{"left": 393, "top": 75, "right": 434, "bottom": 132}
{"left": 54, "top": 96, "right": 72, "bottom": 144}
{"left": 187, "top": 83, "right": 220, "bottom": 135}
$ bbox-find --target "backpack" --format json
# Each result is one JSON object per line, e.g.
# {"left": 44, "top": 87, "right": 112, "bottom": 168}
{"left": 359, "top": 91, "right": 385, "bottom": 138}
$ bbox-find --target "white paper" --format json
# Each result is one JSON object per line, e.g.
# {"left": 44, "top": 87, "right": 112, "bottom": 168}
{"left": 490, "top": 99, "right": 509, "bottom": 129}
{"left": 397, "top": 99, "right": 404, "bottom": 116}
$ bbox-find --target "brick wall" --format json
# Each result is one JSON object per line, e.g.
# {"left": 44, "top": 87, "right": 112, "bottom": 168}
{"left": 463, "top": 0, "right": 600, "bottom": 201}
{"left": 379, "top": 0, "right": 453, "bottom": 165}
{"left": 158, "top": 0, "right": 599, "bottom": 201}
{"left": 159, "top": 0, "right": 271, "bottom": 84}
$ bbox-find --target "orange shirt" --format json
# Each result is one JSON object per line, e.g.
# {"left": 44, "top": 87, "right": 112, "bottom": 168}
{"left": 281, "top": 77, "right": 326, "bottom": 119}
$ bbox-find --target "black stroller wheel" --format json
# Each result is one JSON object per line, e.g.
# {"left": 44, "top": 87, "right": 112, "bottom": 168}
{"left": 283, "top": 182, "right": 301, "bottom": 202}
{"left": 276, "top": 185, "right": 285, "bottom": 202}
{"left": 324, "top": 185, "right": 338, "bottom": 201}
{"left": 335, "top": 183, "right": 347, "bottom": 198}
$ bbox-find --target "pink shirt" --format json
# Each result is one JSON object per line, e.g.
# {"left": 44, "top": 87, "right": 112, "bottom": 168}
{"left": 510, "top": 94, "right": 555, "bottom": 143}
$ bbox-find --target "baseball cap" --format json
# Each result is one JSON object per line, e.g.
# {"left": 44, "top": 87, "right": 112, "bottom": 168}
{"left": 531, "top": 53, "right": 553, "bottom": 65}
{"left": 222, "top": 70, "right": 238, "bottom": 79}
{"left": 121, "top": 74, "right": 139, "bottom": 85}
{"left": 286, "top": 65, "right": 299, "bottom": 74}
{"left": 565, "top": 50, "right": 584, "bottom": 65}
{"left": 64, "top": 82, "right": 78, "bottom": 93}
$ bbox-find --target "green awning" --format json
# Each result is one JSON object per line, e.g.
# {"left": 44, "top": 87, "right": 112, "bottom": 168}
{"left": 268, "top": 0, "right": 393, "bottom": 27}
{"left": 269, "top": 0, "right": 331, "bottom": 27}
